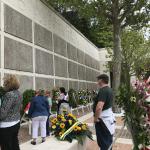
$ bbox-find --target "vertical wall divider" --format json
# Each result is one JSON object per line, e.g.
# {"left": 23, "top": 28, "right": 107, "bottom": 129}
{"left": 1, "top": 2, "right": 4, "bottom": 86}
{"left": 32, "top": 21, "right": 36, "bottom": 90}
{"left": 52, "top": 33, "right": 55, "bottom": 88}
{"left": 66, "top": 43, "right": 69, "bottom": 90}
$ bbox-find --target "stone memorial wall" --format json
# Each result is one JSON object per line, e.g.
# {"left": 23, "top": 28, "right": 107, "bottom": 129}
{"left": 0, "top": 0, "right": 107, "bottom": 92}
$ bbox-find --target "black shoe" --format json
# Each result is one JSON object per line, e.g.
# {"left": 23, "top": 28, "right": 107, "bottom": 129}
{"left": 42, "top": 139, "right": 46, "bottom": 143}
{"left": 31, "top": 141, "right": 36, "bottom": 145}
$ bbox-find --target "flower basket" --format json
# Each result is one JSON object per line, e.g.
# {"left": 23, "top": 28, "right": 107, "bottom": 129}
{"left": 50, "top": 113, "right": 93, "bottom": 145}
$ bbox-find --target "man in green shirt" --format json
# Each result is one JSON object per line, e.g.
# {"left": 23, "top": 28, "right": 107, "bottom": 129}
{"left": 93, "top": 74, "right": 115, "bottom": 150}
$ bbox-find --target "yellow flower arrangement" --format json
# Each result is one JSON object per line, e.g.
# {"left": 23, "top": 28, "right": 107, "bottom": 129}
{"left": 50, "top": 113, "right": 93, "bottom": 144}
{"left": 61, "top": 118, "right": 66, "bottom": 122}
{"left": 73, "top": 126, "right": 78, "bottom": 131}
{"left": 59, "top": 132, "right": 63, "bottom": 136}
{"left": 68, "top": 113, "right": 75, "bottom": 118}
{"left": 77, "top": 126, "right": 81, "bottom": 131}
{"left": 52, "top": 125, "right": 56, "bottom": 129}
{"left": 51, "top": 118, "right": 57, "bottom": 124}
{"left": 60, "top": 123, "right": 65, "bottom": 129}
{"left": 57, "top": 115, "right": 62, "bottom": 118}
{"left": 82, "top": 124, "right": 87, "bottom": 130}
{"left": 68, "top": 120, "right": 72, "bottom": 125}
{"left": 68, "top": 113, "right": 73, "bottom": 117}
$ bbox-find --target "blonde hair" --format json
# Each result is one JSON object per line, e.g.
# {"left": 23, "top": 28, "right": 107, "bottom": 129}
{"left": 3, "top": 75, "right": 20, "bottom": 91}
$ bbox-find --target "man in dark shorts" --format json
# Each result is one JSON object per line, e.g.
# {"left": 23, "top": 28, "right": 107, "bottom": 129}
{"left": 93, "top": 74, "right": 115, "bottom": 150}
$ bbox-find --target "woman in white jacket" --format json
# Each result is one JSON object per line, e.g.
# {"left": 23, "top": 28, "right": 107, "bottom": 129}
{"left": 57, "top": 87, "right": 70, "bottom": 114}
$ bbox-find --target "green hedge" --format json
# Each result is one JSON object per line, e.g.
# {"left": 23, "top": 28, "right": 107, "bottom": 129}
{"left": 68, "top": 89, "right": 78, "bottom": 108}
{"left": 51, "top": 88, "right": 59, "bottom": 112}
{"left": 22, "top": 89, "right": 35, "bottom": 111}
{"left": 1, "top": 87, "right": 95, "bottom": 113}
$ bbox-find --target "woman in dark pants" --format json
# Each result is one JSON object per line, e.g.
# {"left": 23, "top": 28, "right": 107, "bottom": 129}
{"left": 0, "top": 75, "right": 23, "bottom": 150}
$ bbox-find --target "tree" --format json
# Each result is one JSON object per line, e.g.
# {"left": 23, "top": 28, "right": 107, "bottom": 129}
{"left": 89, "top": 21, "right": 113, "bottom": 48}
{"left": 42, "top": 0, "right": 113, "bottom": 48}
{"left": 43, "top": 0, "right": 150, "bottom": 100}
{"left": 121, "top": 30, "right": 150, "bottom": 90}
{"left": 117, "top": 31, "right": 150, "bottom": 149}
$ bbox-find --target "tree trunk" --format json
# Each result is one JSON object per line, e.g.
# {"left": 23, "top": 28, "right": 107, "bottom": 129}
{"left": 122, "top": 63, "right": 131, "bottom": 91}
{"left": 112, "top": 24, "right": 122, "bottom": 112}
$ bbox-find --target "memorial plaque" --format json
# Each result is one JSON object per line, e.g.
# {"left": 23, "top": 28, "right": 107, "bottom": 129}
{"left": 4, "top": 5, "right": 32, "bottom": 42}
{"left": 54, "top": 34, "right": 67, "bottom": 57}
{"left": 68, "top": 61, "right": 78, "bottom": 79}
{"left": 35, "top": 49, "right": 53, "bottom": 75}
{"left": 55, "top": 79, "right": 68, "bottom": 90}
{"left": 35, "top": 23, "right": 53, "bottom": 51}
{"left": 4, "top": 37, "right": 33, "bottom": 72}
{"left": 36, "top": 77, "right": 54, "bottom": 90}
{"left": 67, "top": 43, "right": 77, "bottom": 61}
{"left": 54, "top": 56, "right": 67, "bottom": 77}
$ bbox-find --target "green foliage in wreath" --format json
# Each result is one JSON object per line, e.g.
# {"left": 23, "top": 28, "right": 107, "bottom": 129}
{"left": 23, "top": 89, "right": 35, "bottom": 111}
{"left": 68, "top": 89, "right": 78, "bottom": 108}
{"left": 51, "top": 88, "right": 60, "bottom": 112}
{"left": 77, "top": 90, "right": 89, "bottom": 106}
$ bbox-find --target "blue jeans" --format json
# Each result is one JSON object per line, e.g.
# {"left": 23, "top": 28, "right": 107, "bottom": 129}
{"left": 95, "top": 119, "right": 113, "bottom": 150}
